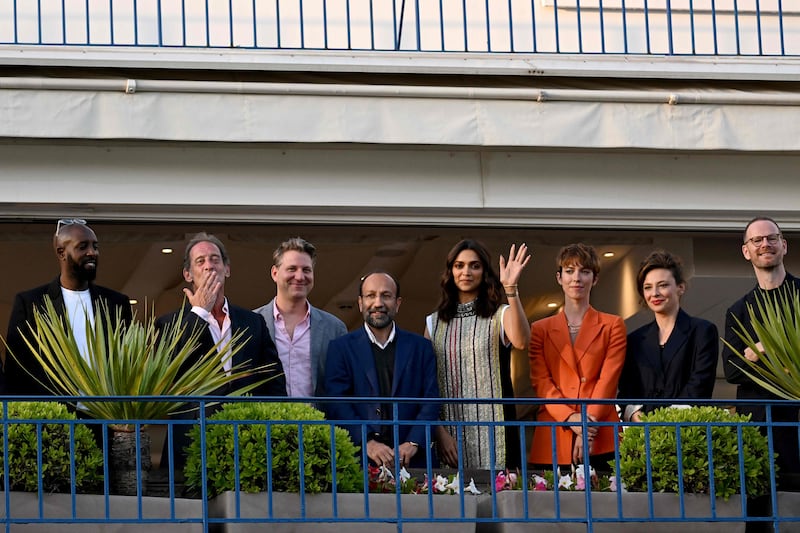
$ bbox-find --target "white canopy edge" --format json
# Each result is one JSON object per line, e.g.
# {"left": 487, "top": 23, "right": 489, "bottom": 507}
{"left": 2, "top": 78, "right": 800, "bottom": 151}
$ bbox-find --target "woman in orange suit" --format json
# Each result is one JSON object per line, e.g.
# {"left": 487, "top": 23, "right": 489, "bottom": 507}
{"left": 528, "top": 243, "right": 626, "bottom": 469}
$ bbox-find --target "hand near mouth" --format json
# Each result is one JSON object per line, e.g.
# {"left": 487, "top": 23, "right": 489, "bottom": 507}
{"left": 184, "top": 270, "right": 223, "bottom": 311}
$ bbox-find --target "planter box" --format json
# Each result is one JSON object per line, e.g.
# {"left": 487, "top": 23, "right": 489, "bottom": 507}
{"left": 777, "top": 492, "right": 800, "bottom": 532}
{"left": 0, "top": 491, "right": 202, "bottom": 532}
{"left": 208, "top": 491, "right": 481, "bottom": 533}
{"left": 477, "top": 490, "right": 746, "bottom": 533}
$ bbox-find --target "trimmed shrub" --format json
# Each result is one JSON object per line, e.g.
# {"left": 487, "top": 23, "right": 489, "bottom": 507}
{"left": 0, "top": 402, "right": 104, "bottom": 493}
{"left": 184, "top": 402, "right": 363, "bottom": 497}
{"left": 615, "top": 406, "right": 771, "bottom": 499}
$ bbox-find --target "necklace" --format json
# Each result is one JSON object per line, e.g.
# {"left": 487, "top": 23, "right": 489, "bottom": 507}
{"left": 568, "top": 322, "right": 581, "bottom": 331}
{"left": 455, "top": 299, "right": 477, "bottom": 318}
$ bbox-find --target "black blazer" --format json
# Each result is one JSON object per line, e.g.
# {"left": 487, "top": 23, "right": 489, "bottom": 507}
{"left": 3, "top": 277, "right": 132, "bottom": 396}
{"left": 619, "top": 308, "right": 718, "bottom": 416}
{"left": 155, "top": 302, "right": 286, "bottom": 397}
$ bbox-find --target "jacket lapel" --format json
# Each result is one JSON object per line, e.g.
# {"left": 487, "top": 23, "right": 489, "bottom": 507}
{"left": 391, "top": 331, "right": 411, "bottom": 396}
{"left": 308, "top": 306, "right": 322, "bottom": 392}
{"left": 641, "top": 321, "right": 662, "bottom": 369}
{"left": 573, "top": 307, "right": 603, "bottom": 364}
{"left": 227, "top": 306, "right": 254, "bottom": 367}
{"left": 548, "top": 313, "right": 580, "bottom": 376}
{"left": 46, "top": 277, "right": 67, "bottom": 318}
{"left": 660, "top": 309, "right": 690, "bottom": 371}
{"left": 352, "top": 329, "right": 379, "bottom": 395}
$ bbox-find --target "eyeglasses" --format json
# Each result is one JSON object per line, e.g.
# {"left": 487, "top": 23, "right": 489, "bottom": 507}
{"left": 744, "top": 233, "right": 782, "bottom": 246}
{"left": 55, "top": 218, "right": 87, "bottom": 235}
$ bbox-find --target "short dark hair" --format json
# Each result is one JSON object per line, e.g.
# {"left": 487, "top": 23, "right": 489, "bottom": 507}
{"left": 273, "top": 237, "right": 316, "bottom": 267}
{"left": 556, "top": 243, "right": 600, "bottom": 276}
{"left": 358, "top": 271, "right": 401, "bottom": 298}
{"left": 636, "top": 250, "right": 685, "bottom": 299}
{"left": 183, "top": 232, "right": 230, "bottom": 270}
{"left": 743, "top": 216, "right": 782, "bottom": 243}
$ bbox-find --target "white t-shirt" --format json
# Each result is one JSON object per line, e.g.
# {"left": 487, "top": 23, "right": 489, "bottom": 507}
{"left": 61, "top": 287, "right": 94, "bottom": 362}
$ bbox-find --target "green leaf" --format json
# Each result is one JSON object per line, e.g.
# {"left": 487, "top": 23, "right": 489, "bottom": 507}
{"left": 2, "top": 297, "right": 280, "bottom": 422}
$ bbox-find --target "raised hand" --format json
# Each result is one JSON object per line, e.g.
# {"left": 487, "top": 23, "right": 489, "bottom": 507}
{"left": 499, "top": 243, "right": 531, "bottom": 287}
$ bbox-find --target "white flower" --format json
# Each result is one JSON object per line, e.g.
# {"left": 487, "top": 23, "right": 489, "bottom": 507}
{"left": 466, "top": 478, "right": 482, "bottom": 495}
{"left": 445, "top": 473, "right": 461, "bottom": 494}
{"left": 399, "top": 467, "right": 411, "bottom": 483}
{"left": 379, "top": 465, "right": 394, "bottom": 482}
{"left": 558, "top": 473, "right": 574, "bottom": 490}
{"left": 434, "top": 475, "right": 449, "bottom": 493}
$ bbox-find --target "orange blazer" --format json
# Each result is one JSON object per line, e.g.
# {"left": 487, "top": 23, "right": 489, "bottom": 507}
{"left": 528, "top": 306, "right": 626, "bottom": 465}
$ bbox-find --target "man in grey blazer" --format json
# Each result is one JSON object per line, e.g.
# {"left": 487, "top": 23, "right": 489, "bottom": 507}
{"left": 254, "top": 238, "right": 347, "bottom": 398}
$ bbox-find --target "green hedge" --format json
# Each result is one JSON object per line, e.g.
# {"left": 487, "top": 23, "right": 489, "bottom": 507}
{"left": 0, "top": 402, "right": 103, "bottom": 493}
{"left": 184, "top": 402, "right": 363, "bottom": 497}
{"left": 616, "top": 406, "right": 771, "bottom": 499}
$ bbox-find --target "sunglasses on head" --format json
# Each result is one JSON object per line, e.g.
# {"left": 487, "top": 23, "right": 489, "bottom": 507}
{"left": 55, "top": 218, "right": 87, "bottom": 236}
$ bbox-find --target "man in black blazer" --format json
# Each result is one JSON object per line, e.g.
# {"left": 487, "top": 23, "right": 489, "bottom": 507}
{"left": 156, "top": 232, "right": 286, "bottom": 470}
{"left": 3, "top": 219, "right": 132, "bottom": 396}
{"left": 722, "top": 216, "right": 800, "bottom": 484}
{"left": 155, "top": 232, "right": 286, "bottom": 397}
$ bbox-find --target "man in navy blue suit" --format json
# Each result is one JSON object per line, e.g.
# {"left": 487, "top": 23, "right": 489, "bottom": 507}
{"left": 325, "top": 271, "right": 439, "bottom": 468}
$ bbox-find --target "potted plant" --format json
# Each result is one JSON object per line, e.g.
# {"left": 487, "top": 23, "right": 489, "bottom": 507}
{"left": 724, "top": 284, "right": 800, "bottom": 523}
{"left": 5, "top": 296, "right": 273, "bottom": 495}
{"left": 724, "top": 284, "right": 800, "bottom": 400}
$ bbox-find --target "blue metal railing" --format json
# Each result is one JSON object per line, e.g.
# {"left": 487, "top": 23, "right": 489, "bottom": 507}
{"left": 1, "top": 396, "right": 799, "bottom": 532}
{"left": 0, "top": 1, "right": 797, "bottom": 56}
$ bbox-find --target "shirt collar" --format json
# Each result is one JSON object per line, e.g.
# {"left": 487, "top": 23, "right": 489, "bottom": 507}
{"left": 273, "top": 299, "right": 311, "bottom": 321}
{"left": 363, "top": 322, "right": 396, "bottom": 350}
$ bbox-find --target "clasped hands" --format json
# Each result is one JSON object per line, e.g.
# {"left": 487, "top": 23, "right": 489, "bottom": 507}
{"left": 567, "top": 412, "right": 598, "bottom": 464}
{"left": 366, "top": 439, "right": 419, "bottom": 468}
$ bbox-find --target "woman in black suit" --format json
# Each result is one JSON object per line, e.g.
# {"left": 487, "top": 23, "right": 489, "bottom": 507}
{"left": 619, "top": 250, "right": 719, "bottom": 422}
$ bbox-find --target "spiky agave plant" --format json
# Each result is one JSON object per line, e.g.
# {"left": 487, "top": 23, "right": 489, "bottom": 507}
{"left": 725, "top": 284, "right": 800, "bottom": 400}
{"left": 6, "top": 296, "right": 275, "bottom": 425}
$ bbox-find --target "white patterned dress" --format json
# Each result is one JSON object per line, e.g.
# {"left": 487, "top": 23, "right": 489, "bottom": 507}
{"left": 427, "top": 302, "right": 507, "bottom": 469}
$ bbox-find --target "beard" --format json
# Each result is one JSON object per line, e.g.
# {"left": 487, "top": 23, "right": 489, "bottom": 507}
{"left": 364, "top": 309, "right": 393, "bottom": 330}
{"left": 68, "top": 255, "right": 97, "bottom": 283}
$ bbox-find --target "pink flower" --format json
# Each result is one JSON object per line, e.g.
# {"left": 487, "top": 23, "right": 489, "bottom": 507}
{"left": 532, "top": 475, "right": 548, "bottom": 491}
{"left": 495, "top": 472, "right": 508, "bottom": 492}
{"left": 609, "top": 475, "right": 626, "bottom": 492}
{"left": 507, "top": 472, "right": 518, "bottom": 488}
